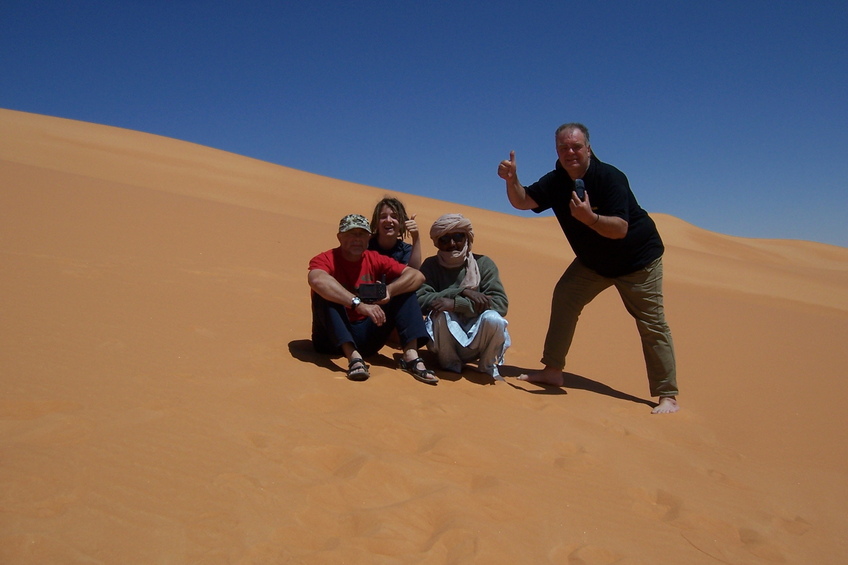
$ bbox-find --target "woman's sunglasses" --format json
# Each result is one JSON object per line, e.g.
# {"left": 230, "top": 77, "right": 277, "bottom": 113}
{"left": 437, "top": 233, "right": 467, "bottom": 246}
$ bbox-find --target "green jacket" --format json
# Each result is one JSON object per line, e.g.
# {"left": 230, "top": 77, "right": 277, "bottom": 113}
{"left": 417, "top": 254, "right": 508, "bottom": 318}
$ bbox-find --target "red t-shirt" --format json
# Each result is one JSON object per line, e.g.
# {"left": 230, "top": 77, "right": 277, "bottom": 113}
{"left": 309, "top": 248, "right": 407, "bottom": 322}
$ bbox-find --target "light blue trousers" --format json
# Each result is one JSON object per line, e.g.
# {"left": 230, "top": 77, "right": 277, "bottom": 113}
{"left": 426, "top": 310, "right": 510, "bottom": 379}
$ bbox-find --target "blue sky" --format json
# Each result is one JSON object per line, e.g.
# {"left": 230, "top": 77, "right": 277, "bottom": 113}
{"left": 2, "top": 0, "right": 846, "bottom": 247}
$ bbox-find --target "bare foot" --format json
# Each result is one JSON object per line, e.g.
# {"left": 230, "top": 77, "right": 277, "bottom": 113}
{"left": 651, "top": 396, "right": 680, "bottom": 414}
{"left": 517, "top": 367, "right": 564, "bottom": 386}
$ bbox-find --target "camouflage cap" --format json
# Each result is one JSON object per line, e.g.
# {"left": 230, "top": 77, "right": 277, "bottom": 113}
{"left": 338, "top": 214, "right": 372, "bottom": 234}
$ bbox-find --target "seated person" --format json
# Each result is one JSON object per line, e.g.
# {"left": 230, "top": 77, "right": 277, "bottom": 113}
{"left": 308, "top": 214, "right": 438, "bottom": 384}
{"left": 367, "top": 197, "right": 422, "bottom": 268}
{"left": 416, "top": 214, "right": 510, "bottom": 381}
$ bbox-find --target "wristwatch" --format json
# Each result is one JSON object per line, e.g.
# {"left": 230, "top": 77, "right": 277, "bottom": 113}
{"left": 350, "top": 296, "right": 362, "bottom": 308}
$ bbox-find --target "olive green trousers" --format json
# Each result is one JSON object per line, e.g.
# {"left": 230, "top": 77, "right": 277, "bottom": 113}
{"left": 542, "top": 257, "right": 678, "bottom": 397}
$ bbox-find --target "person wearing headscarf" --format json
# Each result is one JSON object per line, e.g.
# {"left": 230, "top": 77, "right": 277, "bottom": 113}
{"left": 416, "top": 214, "right": 510, "bottom": 381}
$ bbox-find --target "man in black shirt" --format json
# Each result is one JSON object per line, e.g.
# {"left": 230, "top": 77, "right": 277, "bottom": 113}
{"left": 497, "top": 123, "right": 679, "bottom": 414}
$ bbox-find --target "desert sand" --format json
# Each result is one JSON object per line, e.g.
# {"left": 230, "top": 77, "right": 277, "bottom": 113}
{"left": 1, "top": 108, "right": 847, "bottom": 564}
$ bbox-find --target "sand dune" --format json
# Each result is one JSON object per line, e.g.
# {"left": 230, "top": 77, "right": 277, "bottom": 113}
{"left": 2, "top": 108, "right": 847, "bottom": 563}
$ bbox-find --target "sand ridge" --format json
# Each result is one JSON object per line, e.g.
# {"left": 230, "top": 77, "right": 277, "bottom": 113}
{"left": 2, "top": 108, "right": 847, "bottom": 563}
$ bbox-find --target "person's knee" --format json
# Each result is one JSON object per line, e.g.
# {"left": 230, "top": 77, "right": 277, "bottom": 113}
{"left": 479, "top": 310, "right": 507, "bottom": 330}
{"left": 636, "top": 319, "right": 671, "bottom": 337}
{"left": 429, "top": 312, "right": 449, "bottom": 333}
{"left": 430, "top": 310, "right": 447, "bottom": 322}
{"left": 551, "top": 291, "right": 588, "bottom": 315}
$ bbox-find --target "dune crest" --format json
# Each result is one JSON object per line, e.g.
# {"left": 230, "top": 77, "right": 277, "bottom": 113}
{"left": 2, "top": 109, "right": 846, "bottom": 563}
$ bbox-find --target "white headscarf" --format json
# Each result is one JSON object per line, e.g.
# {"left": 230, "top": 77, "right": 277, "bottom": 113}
{"left": 429, "top": 213, "right": 481, "bottom": 290}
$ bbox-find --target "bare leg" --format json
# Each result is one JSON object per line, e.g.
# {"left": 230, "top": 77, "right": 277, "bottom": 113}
{"left": 340, "top": 342, "right": 369, "bottom": 379}
{"left": 651, "top": 396, "right": 680, "bottom": 414}
{"left": 517, "top": 365, "right": 564, "bottom": 386}
{"left": 401, "top": 341, "right": 439, "bottom": 384}
{"left": 341, "top": 342, "right": 360, "bottom": 363}
{"left": 402, "top": 341, "right": 424, "bottom": 368}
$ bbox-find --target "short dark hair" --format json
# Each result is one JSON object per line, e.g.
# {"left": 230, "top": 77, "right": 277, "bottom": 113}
{"left": 370, "top": 197, "right": 410, "bottom": 239}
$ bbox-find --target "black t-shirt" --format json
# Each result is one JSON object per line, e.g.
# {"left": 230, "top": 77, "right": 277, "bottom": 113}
{"left": 525, "top": 158, "right": 664, "bottom": 277}
{"left": 367, "top": 238, "right": 412, "bottom": 265}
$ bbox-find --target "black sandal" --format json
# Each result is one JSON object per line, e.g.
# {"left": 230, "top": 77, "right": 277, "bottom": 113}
{"left": 399, "top": 357, "right": 439, "bottom": 385}
{"left": 347, "top": 358, "right": 370, "bottom": 381}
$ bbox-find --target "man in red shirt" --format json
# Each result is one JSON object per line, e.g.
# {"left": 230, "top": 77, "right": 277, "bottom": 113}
{"left": 308, "top": 214, "right": 438, "bottom": 384}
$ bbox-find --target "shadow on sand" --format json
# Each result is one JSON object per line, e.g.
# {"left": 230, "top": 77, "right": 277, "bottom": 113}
{"left": 289, "top": 341, "right": 655, "bottom": 407}
{"left": 498, "top": 364, "right": 657, "bottom": 407}
{"left": 288, "top": 339, "right": 411, "bottom": 376}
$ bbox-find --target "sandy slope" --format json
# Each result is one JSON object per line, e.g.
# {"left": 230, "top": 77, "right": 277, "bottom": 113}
{"left": 1, "top": 108, "right": 847, "bottom": 564}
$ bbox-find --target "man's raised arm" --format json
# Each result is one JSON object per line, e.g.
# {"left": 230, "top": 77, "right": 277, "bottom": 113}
{"left": 498, "top": 150, "right": 538, "bottom": 210}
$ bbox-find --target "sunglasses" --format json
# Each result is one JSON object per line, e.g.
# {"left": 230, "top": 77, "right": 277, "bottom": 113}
{"left": 437, "top": 233, "right": 467, "bottom": 245}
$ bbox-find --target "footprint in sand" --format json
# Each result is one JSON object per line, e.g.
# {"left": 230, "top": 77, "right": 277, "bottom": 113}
{"left": 247, "top": 432, "right": 269, "bottom": 449}
{"left": 738, "top": 527, "right": 787, "bottom": 562}
{"left": 564, "top": 544, "right": 621, "bottom": 565}
{"left": 678, "top": 515, "right": 787, "bottom": 563}
{"left": 422, "top": 435, "right": 491, "bottom": 467}
{"left": 706, "top": 468, "right": 749, "bottom": 489}
{"left": 775, "top": 514, "right": 811, "bottom": 536}
{"left": 550, "top": 441, "right": 599, "bottom": 472}
{"left": 289, "top": 444, "right": 370, "bottom": 480}
{"left": 415, "top": 432, "right": 446, "bottom": 455}
{"left": 629, "top": 487, "right": 683, "bottom": 522}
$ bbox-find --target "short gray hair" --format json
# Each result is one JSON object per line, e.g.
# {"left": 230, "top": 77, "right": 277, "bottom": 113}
{"left": 555, "top": 123, "right": 590, "bottom": 144}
